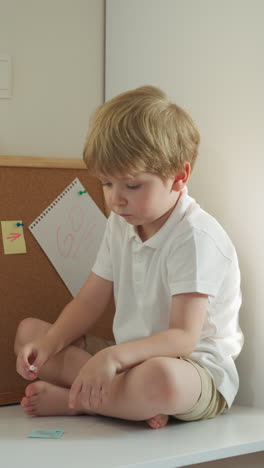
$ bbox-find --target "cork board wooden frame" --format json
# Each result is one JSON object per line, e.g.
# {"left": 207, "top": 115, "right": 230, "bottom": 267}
{"left": 0, "top": 156, "right": 114, "bottom": 406}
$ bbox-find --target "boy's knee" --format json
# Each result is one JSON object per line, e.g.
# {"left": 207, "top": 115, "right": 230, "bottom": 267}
{"left": 14, "top": 318, "right": 34, "bottom": 354}
{"left": 14, "top": 318, "right": 49, "bottom": 354}
{"left": 144, "top": 357, "right": 180, "bottom": 404}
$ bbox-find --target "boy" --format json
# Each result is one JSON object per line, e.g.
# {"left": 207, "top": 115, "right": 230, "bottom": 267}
{"left": 15, "top": 86, "right": 243, "bottom": 429}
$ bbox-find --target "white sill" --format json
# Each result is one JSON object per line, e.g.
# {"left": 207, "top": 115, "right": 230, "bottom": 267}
{"left": 1, "top": 404, "right": 264, "bottom": 468}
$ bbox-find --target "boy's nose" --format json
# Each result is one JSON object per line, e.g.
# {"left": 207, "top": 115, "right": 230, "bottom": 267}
{"left": 110, "top": 188, "right": 126, "bottom": 206}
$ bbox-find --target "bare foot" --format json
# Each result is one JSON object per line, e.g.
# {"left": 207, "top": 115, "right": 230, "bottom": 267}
{"left": 21, "top": 381, "right": 86, "bottom": 417}
{"left": 146, "top": 414, "right": 169, "bottom": 429}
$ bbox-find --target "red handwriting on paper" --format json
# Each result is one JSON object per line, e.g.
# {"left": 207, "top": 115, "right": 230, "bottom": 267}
{"left": 7, "top": 233, "right": 21, "bottom": 242}
{"left": 56, "top": 205, "right": 96, "bottom": 259}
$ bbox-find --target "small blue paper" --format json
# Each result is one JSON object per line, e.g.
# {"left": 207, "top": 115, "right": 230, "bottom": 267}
{"left": 27, "top": 429, "right": 64, "bottom": 439}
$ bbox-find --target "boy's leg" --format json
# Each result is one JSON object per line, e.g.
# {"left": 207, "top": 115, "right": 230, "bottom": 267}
{"left": 91, "top": 356, "right": 202, "bottom": 421}
{"left": 21, "top": 356, "right": 201, "bottom": 423}
{"left": 14, "top": 318, "right": 91, "bottom": 387}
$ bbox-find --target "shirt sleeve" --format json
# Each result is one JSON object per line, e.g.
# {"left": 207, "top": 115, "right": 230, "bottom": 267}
{"left": 166, "top": 229, "right": 232, "bottom": 297}
{"left": 91, "top": 215, "right": 113, "bottom": 281}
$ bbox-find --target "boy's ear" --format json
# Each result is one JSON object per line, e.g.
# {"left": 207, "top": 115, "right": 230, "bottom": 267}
{"left": 172, "top": 162, "right": 191, "bottom": 191}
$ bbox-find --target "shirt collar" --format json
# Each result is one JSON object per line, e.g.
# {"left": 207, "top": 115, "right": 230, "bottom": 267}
{"left": 127, "top": 187, "right": 194, "bottom": 248}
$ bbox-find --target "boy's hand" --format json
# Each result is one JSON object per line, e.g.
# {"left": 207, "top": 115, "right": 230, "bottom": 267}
{"left": 16, "top": 337, "right": 54, "bottom": 380}
{"left": 69, "top": 349, "right": 120, "bottom": 410}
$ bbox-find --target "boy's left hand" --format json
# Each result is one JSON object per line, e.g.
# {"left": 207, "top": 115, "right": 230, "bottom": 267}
{"left": 69, "top": 349, "right": 120, "bottom": 410}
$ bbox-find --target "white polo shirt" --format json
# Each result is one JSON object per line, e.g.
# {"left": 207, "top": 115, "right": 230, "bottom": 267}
{"left": 92, "top": 187, "right": 243, "bottom": 407}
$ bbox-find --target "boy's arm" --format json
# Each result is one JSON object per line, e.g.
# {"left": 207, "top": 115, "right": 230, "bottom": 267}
{"left": 108, "top": 292, "right": 207, "bottom": 371}
{"left": 45, "top": 272, "right": 113, "bottom": 355}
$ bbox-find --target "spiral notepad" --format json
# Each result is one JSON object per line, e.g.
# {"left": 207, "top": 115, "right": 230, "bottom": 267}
{"left": 29, "top": 178, "right": 106, "bottom": 296}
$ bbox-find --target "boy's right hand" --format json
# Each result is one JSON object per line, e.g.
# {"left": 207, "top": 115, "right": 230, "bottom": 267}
{"left": 16, "top": 337, "right": 53, "bottom": 380}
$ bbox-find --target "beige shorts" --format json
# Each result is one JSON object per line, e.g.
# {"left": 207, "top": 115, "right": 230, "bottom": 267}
{"left": 83, "top": 335, "right": 226, "bottom": 422}
{"left": 84, "top": 334, "right": 116, "bottom": 355}
{"left": 172, "top": 358, "right": 226, "bottom": 421}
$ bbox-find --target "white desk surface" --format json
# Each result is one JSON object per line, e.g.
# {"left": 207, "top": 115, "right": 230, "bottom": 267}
{"left": 1, "top": 404, "right": 264, "bottom": 468}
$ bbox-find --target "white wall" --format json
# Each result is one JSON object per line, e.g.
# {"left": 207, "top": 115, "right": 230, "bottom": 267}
{"left": 0, "top": 0, "right": 104, "bottom": 158}
{"left": 106, "top": 0, "right": 264, "bottom": 410}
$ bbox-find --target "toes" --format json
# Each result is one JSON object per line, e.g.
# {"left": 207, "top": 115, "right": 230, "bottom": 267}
{"left": 21, "top": 397, "right": 27, "bottom": 408}
{"left": 21, "top": 396, "right": 32, "bottom": 408}
{"left": 24, "top": 406, "right": 35, "bottom": 415}
{"left": 146, "top": 417, "right": 158, "bottom": 429}
{"left": 25, "top": 383, "right": 38, "bottom": 398}
{"left": 26, "top": 407, "right": 36, "bottom": 416}
{"left": 146, "top": 414, "right": 169, "bottom": 429}
{"left": 25, "top": 381, "right": 45, "bottom": 398}
{"left": 150, "top": 418, "right": 160, "bottom": 429}
{"left": 21, "top": 399, "right": 35, "bottom": 415}
{"left": 21, "top": 383, "right": 42, "bottom": 415}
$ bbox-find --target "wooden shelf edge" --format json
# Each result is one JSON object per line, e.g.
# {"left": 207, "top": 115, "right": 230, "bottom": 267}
{"left": 0, "top": 391, "right": 24, "bottom": 406}
{"left": 0, "top": 155, "right": 86, "bottom": 169}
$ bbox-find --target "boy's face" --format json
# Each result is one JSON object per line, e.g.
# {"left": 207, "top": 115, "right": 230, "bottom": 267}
{"left": 99, "top": 171, "right": 187, "bottom": 240}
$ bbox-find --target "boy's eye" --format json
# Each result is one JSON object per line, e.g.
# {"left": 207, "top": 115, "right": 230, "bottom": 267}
{"left": 126, "top": 184, "right": 141, "bottom": 190}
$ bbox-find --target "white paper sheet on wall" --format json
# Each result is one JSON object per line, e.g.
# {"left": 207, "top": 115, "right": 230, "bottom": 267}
{"left": 29, "top": 178, "right": 106, "bottom": 296}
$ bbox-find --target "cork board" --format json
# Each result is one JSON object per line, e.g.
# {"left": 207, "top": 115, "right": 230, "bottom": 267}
{"left": 0, "top": 156, "right": 114, "bottom": 405}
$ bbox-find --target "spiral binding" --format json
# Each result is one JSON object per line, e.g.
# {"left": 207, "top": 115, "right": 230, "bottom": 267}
{"left": 29, "top": 178, "right": 79, "bottom": 230}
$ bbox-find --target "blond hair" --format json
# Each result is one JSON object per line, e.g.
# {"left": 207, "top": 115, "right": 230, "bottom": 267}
{"left": 83, "top": 85, "right": 200, "bottom": 178}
